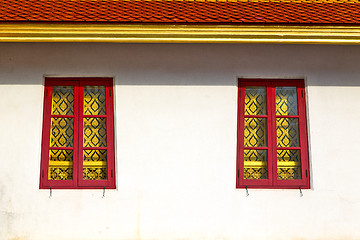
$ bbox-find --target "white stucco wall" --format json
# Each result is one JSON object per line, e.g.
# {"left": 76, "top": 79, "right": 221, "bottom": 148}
{"left": 0, "top": 43, "right": 360, "bottom": 240}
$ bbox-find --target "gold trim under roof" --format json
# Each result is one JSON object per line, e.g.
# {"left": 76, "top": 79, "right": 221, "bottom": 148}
{"left": 1, "top": 23, "right": 360, "bottom": 44}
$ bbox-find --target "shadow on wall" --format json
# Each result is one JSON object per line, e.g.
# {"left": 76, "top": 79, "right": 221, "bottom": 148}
{"left": 0, "top": 42, "right": 360, "bottom": 86}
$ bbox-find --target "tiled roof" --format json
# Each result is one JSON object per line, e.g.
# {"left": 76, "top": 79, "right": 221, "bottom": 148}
{"left": 1, "top": 0, "right": 360, "bottom": 24}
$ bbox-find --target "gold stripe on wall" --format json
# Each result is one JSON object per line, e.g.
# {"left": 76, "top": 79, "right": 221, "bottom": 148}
{"left": 1, "top": 24, "right": 360, "bottom": 44}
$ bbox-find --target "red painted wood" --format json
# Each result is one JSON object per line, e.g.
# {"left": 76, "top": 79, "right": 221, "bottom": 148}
{"left": 237, "top": 79, "right": 310, "bottom": 189}
{"left": 40, "top": 77, "right": 115, "bottom": 189}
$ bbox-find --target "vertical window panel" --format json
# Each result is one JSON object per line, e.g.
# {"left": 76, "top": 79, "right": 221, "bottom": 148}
{"left": 50, "top": 118, "right": 74, "bottom": 147}
{"left": 276, "top": 87, "right": 298, "bottom": 116}
{"left": 244, "top": 149, "right": 268, "bottom": 179}
{"left": 83, "top": 118, "right": 107, "bottom": 147}
{"left": 244, "top": 118, "right": 267, "bottom": 147}
{"left": 277, "top": 150, "right": 301, "bottom": 180}
{"left": 276, "top": 118, "right": 299, "bottom": 147}
{"left": 51, "top": 86, "right": 74, "bottom": 115}
{"left": 83, "top": 150, "right": 107, "bottom": 180}
{"left": 48, "top": 150, "right": 73, "bottom": 180}
{"left": 84, "top": 86, "right": 106, "bottom": 115}
{"left": 245, "top": 87, "right": 266, "bottom": 115}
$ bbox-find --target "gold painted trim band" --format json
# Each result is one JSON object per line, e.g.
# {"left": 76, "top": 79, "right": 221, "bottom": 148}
{"left": 244, "top": 161, "right": 300, "bottom": 168}
{"left": 1, "top": 23, "right": 360, "bottom": 44}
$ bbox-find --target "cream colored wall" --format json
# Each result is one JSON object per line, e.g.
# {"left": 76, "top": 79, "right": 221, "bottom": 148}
{"left": 0, "top": 43, "right": 360, "bottom": 240}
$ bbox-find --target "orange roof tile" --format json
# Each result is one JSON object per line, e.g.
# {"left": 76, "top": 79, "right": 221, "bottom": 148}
{"left": 1, "top": 0, "right": 360, "bottom": 24}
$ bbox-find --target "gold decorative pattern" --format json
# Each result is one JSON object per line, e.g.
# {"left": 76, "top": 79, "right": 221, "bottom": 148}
{"left": 50, "top": 117, "right": 74, "bottom": 147}
{"left": 51, "top": 86, "right": 74, "bottom": 115}
{"left": 276, "top": 87, "right": 298, "bottom": 116}
{"left": 49, "top": 149, "right": 73, "bottom": 162}
{"left": 83, "top": 149, "right": 107, "bottom": 162}
{"left": 49, "top": 167, "right": 73, "bottom": 180}
{"left": 276, "top": 118, "right": 299, "bottom": 147}
{"left": 84, "top": 86, "right": 106, "bottom": 115}
{"left": 244, "top": 118, "right": 267, "bottom": 147}
{"left": 83, "top": 118, "right": 107, "bottom": 147}
{"left": 83, "top": 150, "right": 107, "bottom": 180}
{"left": 245, "top": 87, "right": 266, "bottom": 115}
{"left": 244, "top": 149, "right": 268, "bottom": 179}
{"left": 48, "top": 149, "right": 73, "bottom": 180}
{"left": 83, "top": 168, "right": 107, "bottom": 180}
{"left": 277, "top": 150, "right": 301, "bottom": 179}
{"left": 244, "top": 168, "right": 268, "bottom": 179}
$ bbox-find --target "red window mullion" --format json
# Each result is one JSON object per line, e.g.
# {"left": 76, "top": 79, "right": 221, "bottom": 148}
{"left": 275, "top": 115, "right": 299, "bottom": 118}
{"left": 244, "top": 147, "right": 269, "bottom": 150}
{"left": 72, "top": 82, "right": 80, "bottom": 187}
{"left": 268, "top": 82, "right": 277, "bottom": 187}
{"left": 78, "top": 83, "right": 86, "bottom": 186}
{"left": 244, "top": 115, "right": 268, "bottom": 118}
{"left": 49, "top": 147, "right": 74, "bottom": 150}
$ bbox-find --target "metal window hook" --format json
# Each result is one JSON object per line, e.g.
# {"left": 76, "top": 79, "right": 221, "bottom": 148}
{"left": 102, "top": 187, "right": 106, "bottom": 198}
{"left": 245, "top": 186, "right": 249, "bottom": 197}
{"left": 49, "top": 187, "right": 52, "bottom": 198}
{"left": 299, "top": 186, "right": 303, "bottom": 197}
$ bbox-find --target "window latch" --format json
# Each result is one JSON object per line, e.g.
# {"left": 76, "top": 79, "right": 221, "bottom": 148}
{"left": 102, "top": 187, "right": 106, "bottom": 198}
{"left": 299, "top": 186, "right": 303, "bottom": 197}
{"left": 245, "top": 186, "right": 249, "bottom": 197}
{"left": 49, "top": 187, "right": 52, "bottom": 198}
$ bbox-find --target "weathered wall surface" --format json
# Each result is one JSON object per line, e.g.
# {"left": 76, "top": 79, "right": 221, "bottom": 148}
{"left": 0, "top": 43, "right": 360, "bottom": 240}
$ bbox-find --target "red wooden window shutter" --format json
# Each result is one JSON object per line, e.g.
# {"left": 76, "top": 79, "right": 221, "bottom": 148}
{"left": 40, "top": 78, "right": 115, "bottom": 189}
{"left": 237, "top": 79, "right": 310, "bottom": 189}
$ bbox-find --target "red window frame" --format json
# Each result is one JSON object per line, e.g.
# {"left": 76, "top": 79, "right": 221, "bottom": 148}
{"left": 40, "top": 77, "right": 115, "bottom": 189}
{"left": 236, "top": 79, "right": 310, "bottom": 189}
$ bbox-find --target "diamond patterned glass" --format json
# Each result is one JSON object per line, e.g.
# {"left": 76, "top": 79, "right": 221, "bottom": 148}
{"left": 244, "top": 118, "right": 267, "bottom": 147}
{"left": 83, "top": 118, "right": 107, "bottom": 147}
{"left": 244, "top": 149, "right": 268, "bottom": 179}
{"left": 50, "top": 118, "right": 74, "bottom": 147}
{"left": 84, "top": 86, "right": 106, "bottom": 115}
{"left": 276, "top": 87, "right": 298, "bottom": 116}
{"left": 48, "top": 150, "right": 73, "bottom": 180}
{"left": 276, "top": 118, "right": 299, "bottom": 147}
{"left": 51, "top": 86, "right": 74, "bottom": 115}
{"left": 83, "top": 150, "right": 107, "bottom": 180}
{"left": 245, "top": 87, "right": 266, "bottom": 115}
{"left": 277, "top": 150, "right": 301, "bottom": 180}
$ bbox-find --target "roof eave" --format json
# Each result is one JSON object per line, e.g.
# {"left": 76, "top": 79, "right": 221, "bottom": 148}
{"left": 1, "top": 23, "right": 360, "bottom": 44}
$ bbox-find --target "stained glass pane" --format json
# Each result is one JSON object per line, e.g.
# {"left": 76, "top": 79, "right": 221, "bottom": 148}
{"left": 50, "top": 118, "right": 74, "bottom": 147}
{"left": 83, "top": 150, "right": 107, "bottom": 180}
{"left": 244, "top": 149, "right": 268, "bottom": 179}
{"left": 51, "top": 86, "right": 74, "bottom": 115}
{"left": 245, "top": 87, "right": 266, "bottom": 115}
{"left": 276, "top": 87, "right": 298, "bottom": 116}
{"left": 83, "top": 118, "right": 107, "bottom": 147}
{"left": 84, "top": 86, "right": 106, "bottom": 115}
{"left": 244, "top": 118, "right": 267, "bottom": 147}
{"left": 276, "top": 118, "right": 299, "bottom": 147}
{"left": 277, "top": 150, "right": 301, "bottom": 180}
{"left": 48, "top": 150, "right": 73, "bottom": 180}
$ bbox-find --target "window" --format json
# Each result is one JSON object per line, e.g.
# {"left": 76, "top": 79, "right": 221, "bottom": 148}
{"left": 40, "top": 78, "right": 115, "bottom": 189}
{"left": 236, "top": 79, "right": 309, "bottom": 189}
